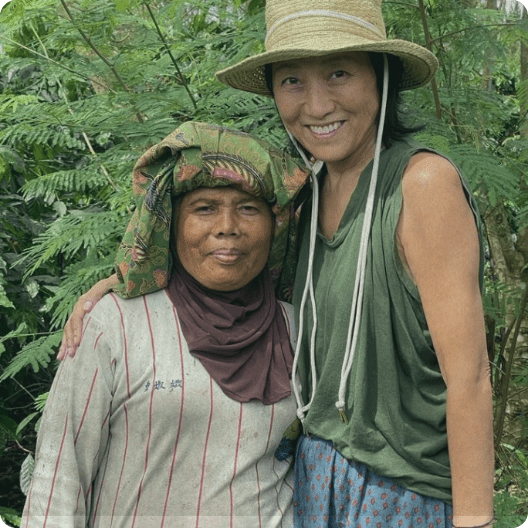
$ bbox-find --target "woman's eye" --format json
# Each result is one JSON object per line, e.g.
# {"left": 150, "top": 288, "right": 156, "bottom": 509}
{"left": 240, "top": 205, "right": 258, "bottom": 213}
{"left": 281, "top": 76, "right": 299, "bottom": 86}
{"left": 331, "top": 70, "right": 347, "bottom": 80}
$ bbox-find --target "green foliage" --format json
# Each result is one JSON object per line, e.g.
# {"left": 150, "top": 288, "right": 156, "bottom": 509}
{"left": 494, "top": 491, "right": 528, "bottom": 528}
{"left": 0, "top": 507, "right": 21, "bottom": 528}
{"left": 0, "top": 0, "right": 527, "bottom": 520}
{"left": 0, "top": 333, "right": 62, "bottom": 382}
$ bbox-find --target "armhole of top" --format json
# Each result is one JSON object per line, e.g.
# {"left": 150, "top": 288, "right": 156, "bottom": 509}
{"left": 392, "top": 148, "right": 483, "bottom": 302}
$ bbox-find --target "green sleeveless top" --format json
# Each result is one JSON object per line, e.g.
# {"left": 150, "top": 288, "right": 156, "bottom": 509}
{"left": 292, "top": 138, "right": 484, "bottom": 503}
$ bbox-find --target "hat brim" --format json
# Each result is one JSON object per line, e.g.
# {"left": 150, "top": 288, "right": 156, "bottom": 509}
{"left": 216, "top": 40, "right": 438, "bottom": 96}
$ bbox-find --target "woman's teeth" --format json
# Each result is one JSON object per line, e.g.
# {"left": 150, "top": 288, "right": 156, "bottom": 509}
{"left": 310, "top": 122, "right": 341, "bottom": 134}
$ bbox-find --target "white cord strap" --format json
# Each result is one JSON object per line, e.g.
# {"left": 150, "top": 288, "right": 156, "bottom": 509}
{"left": 284, "top": 129, "right": 324, "bottom": 422}
{"left": 335, "top": 54, "right": 390, "bottom": 423}
{"left": 284, "top": 54, "right": 389, "bottom": 424}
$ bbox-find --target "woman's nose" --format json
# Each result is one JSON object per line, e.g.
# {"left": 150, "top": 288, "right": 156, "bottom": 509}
{"left": 304, "top": 81, "right": 335, "bottom": 118}
{"left": 215, "top": 209, "right": 240, "bottom": 236}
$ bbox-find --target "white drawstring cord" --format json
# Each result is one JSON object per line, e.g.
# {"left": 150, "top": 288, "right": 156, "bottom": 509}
{"left": 335, "top": 54, "right": 389, "bottom": 423}
{"left": 286, "top": 53, "right": 388, "bottom": 424}
{"left": 285, "top": 129, "right": 323, "bottom": 421}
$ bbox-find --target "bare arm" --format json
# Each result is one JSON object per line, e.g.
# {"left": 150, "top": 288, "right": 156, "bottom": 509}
{"left": 397, "top": 152, "right": 494, "bottom": 526}
{"left": 57, "top": 273, "right": 120, "bottom": 360}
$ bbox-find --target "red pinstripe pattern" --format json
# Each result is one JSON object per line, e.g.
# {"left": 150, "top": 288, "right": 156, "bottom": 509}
{"left": 90, "top": 438, "right": 112, "bottom": 525}
{"left": 160, "top": 303, "right": 186, "bottom": 528}
{"left": 42, "top": 414, "right": 70, "bottom": 528}
{"left": 131, "top": 296, "right": 157, "bottom": 528}
{"left": 195, "top": 377, "right": 214, "bottom": 528}
{"left": 85, "top": 410, "right": 111, "bottom": 511}
{"left": 81, "top": 314, "right": 92, "bottom": 343}
{"left": 277, "top": 303, "right": 294, "bottom": 514}
{"left": 74, "top": 366, "right": 99, "bottom": 445}
{"left": 256, "top": 404, "right": 275, "bottom": 528}
{"left": 110, "top": 294, "right": 131, "bottom": 398}
{"left": 75, "top": 485, "right": 83, "bottom": 513}
{"left": 110, "top": 403, "right": 129, "bottom": 519}
{"left": 229, "top": 403, "right": 244, "bottom": 527}
{"left": 101, "top": 408, "right": 111, "bottom": 430}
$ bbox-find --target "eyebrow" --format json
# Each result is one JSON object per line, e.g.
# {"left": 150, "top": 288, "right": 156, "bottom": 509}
{"left": 185, "top": 195, "right": 261, "bottom": 207}
{"left": 272, "top": 62, "right": 298, "bottom": 75}
{"left": 275, "top": 54, "right": 355, "bottom": 70}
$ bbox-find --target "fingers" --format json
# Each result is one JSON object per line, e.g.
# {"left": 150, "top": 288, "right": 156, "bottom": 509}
{"left": 57, "top": 297, "right": 95, "bottom": 360}
{"left": 58, "top": 317, "right": 73, "bottom": 361}
{"left": 71, "top": 300, "right": 93, "bottom": 349}
{"left": 57, "top": 341, "right": 66, "bottom": 361}
{"left": 56, "top": 274, "right": 119, "bottom": 361}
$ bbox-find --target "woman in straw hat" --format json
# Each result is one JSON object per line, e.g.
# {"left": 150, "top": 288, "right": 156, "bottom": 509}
{"left": 217, "top": 1, "right": 493, "bottom": 527}
{"left": 59, "top": 1, "right": 494, "bottom": 527}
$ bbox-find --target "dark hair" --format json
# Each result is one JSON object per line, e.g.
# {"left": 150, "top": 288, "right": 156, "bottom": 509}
{"left": 367, "top": 53, "right": 424, "bottom": 147}
{"left": 264, "top": 53, "right": 423, "bottom": 149}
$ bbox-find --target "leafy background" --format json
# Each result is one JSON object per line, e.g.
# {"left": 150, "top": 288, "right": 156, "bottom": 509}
{"left": 0, "top": 0, "right": 527, "bottom": 526}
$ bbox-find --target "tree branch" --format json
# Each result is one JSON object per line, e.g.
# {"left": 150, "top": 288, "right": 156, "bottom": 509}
{"left": 494, "top": 283, "right": 528, "bottom": 447}
{"left": 59, "top": 0, "right": 145, "bottom": 123}
{"left": 429, "top": 22, "right": 518, "bottom": 45}
{"left": 143, "top": 2, "right": 198, "bottom": 110}
{"left": 417, "top": 0, "right": 442, "bottom": 119}
{"left": 0, "top": 35, "right": 116, "bottom": 93}
{"left": 29, "top": 23, "right": 120, "bottom": 195}
{"left": 59, "top": 0, "right": 130, "bottom": 93}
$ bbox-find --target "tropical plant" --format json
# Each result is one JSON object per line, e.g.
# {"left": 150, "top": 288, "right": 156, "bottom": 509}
{"left": 0, "top": 0, "right": 527, "bottom": 524}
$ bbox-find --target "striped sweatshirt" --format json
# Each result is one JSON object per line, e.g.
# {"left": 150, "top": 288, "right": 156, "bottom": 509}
{"left": 23, "top": 290, "right": 297, "bottom": 528}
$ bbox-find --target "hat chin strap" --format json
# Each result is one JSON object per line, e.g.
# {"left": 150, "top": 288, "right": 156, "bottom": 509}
{"left": 289, "top": 53, "right": 389, "bottom": 424}
{"left": 285, "top": 128, "right": 323, "bottom": 175}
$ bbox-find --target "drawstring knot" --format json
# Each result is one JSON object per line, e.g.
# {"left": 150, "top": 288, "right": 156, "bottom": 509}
{"left": 336, "top": 401, "right": 348, "bottom": 424}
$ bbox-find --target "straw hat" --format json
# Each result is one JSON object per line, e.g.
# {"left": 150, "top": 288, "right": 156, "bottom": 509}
{"left": 216, "top": 0, "right": 438, "bottom": 96}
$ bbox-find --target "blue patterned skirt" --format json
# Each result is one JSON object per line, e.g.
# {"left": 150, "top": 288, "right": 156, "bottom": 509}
{"left": 293, "top": 435, "right": 452, "bottom": 528}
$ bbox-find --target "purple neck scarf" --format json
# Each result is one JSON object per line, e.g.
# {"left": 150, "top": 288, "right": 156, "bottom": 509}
{"left": 167, "top": 265, "right": 294, "bottom": 405}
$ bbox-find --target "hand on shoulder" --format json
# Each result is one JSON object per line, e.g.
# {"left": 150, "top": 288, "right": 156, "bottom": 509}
{"left": 57, "top": 274, "right": 120, "bottom": 361}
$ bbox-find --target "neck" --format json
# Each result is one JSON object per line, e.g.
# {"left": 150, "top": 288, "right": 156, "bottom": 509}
{"left": 324, "top": 139, "right": 377, "bottom": 192}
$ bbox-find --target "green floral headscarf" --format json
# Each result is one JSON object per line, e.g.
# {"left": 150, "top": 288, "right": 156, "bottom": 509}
{"left": 114, "top": 121, "right": 309, "bottom": 300}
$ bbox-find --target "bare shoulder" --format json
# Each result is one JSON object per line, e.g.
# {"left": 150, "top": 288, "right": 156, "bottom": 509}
{"left": 399, "top": 150, "right": 475, "bottom": 231}
{"left": 402, "top": 151, "right": 464, "bottom": 201}
{"left": 397, "top": 151, "right": 479, "bottom": 282}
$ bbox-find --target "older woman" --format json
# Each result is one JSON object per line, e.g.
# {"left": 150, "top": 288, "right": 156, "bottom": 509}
{"left": 23, "top": 122, "right": 309, "bottom": 527}
{"left": 58, "top": 1, "right": 495, "bottom": 527}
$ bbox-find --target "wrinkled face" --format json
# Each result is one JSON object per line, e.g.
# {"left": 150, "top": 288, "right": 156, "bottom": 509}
{"left": 272, "top": 52, "right": 380, "bottom": 173}
{"left": 175, "top": 187, "right": 273, "bottom": 291}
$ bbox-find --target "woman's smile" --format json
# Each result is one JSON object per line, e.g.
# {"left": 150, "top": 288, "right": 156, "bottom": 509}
{"left": 176, "top": 187, "right": 273, "bottom": 291}
{"left": 210, "top": 247, "right": 244, "bottom": 263}
{"left": 307, "top": 120, "right": 345, "bottom": 137}
{"left": 273, "top": 52, "right": 379, "bottom": 174}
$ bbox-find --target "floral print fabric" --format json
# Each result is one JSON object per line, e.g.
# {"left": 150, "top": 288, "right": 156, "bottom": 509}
{"left": 114, "top": 121, "right": 309, "bottom": 300}
{"left": 294, "top": 435, "right": 453, "bottom": 528}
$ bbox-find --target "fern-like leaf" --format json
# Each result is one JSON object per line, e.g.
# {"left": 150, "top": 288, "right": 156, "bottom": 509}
{"left": 20, "top": 453, "right": 35, "bottom": 496}
{"left": 0, "top": 333, "right": 62, "bottom": 382}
